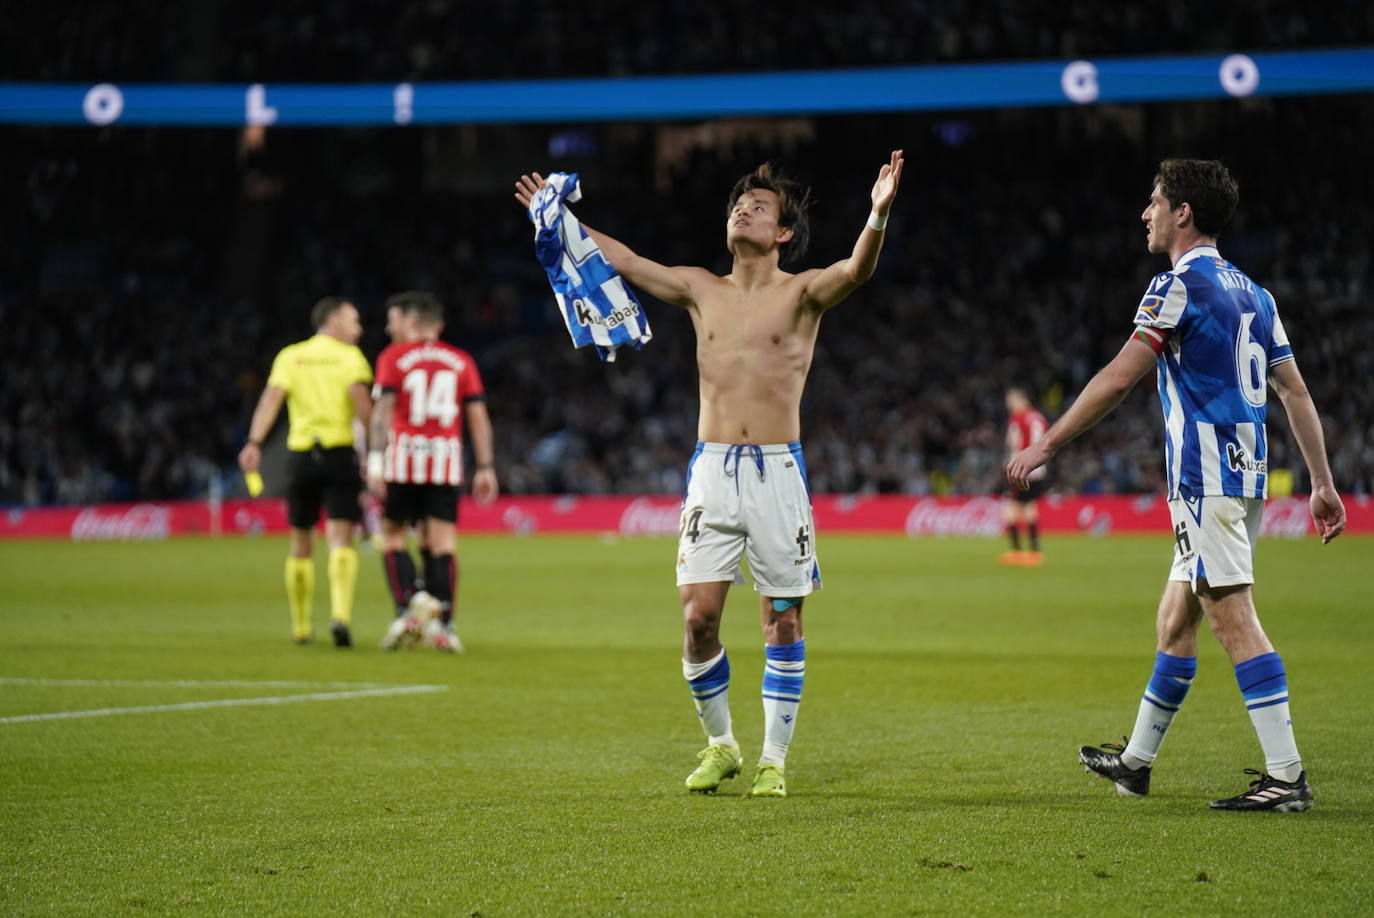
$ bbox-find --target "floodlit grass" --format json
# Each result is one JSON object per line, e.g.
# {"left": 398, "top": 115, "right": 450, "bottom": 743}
{"left": 1, "top": 532, "right": 1371, "bottom": 916}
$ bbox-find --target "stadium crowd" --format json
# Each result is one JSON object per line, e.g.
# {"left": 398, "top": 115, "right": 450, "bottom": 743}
{"left": 7, "top": 1, "right": 1371, "bottom": 83}
{"left": 3, "top": 5, "right": 1372, "bottom": 507}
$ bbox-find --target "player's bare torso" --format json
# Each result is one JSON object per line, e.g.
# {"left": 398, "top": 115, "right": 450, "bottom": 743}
{"left": 685, "top": 268, "right": 823, "bottom": 444}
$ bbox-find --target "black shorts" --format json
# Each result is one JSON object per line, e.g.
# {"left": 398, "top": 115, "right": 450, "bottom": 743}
{"left": 286, "top": 446, "right": 363, "bottom": 528}
{"left": 1005, "top": 479, "right": 1048, "bottom": 504}
{"left": 385, "top": 482, "right": 461, "bottom": 525}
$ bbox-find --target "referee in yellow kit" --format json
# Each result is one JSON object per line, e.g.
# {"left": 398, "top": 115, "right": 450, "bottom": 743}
{"left": 238, "top": 296, "right": 373, "bottom": 647}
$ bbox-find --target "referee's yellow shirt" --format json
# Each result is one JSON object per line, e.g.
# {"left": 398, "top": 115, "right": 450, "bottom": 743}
{"left": 267, "top": 334, "right": 374, "bottom": 451}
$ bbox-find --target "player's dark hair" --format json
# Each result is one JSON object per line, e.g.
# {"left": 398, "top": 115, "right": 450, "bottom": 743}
{"left": 310, "top": 295, "right": 352, "bottom": 330}
{"left": 386, "top": 289, "right": 444, "bottom": 326}
{"left": 727, "top": 163, "right": 811, "bottom": 267}
{"left": 1154, "top": 159, "right": 1239, "bottom": 238}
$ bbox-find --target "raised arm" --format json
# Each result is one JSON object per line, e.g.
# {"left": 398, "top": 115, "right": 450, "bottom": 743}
{"left": 237, "top": 384, "right": 285, "bottom": 474}
{"left": 803, "top": 150, "right": 904, "bottom": 312}
{"left": 1269, "top": 359, "right": 1345, "bottom": 543}
{"left": 1007, "top": 335, "right": 1157, "bottom": 489}
{"left": 514, "top": 172, "right": 699, "bottom": 308}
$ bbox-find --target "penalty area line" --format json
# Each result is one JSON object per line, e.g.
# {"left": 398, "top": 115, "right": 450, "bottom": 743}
{"left": 0, "top": 684, "right": 448, "bottom": 725}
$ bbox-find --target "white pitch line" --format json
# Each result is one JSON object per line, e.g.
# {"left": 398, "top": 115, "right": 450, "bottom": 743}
{"left": 0, "top": 684, "right": 448, "bottom": 725}
{"left": 0, "top": 677, "right": 407, "bottom": 690}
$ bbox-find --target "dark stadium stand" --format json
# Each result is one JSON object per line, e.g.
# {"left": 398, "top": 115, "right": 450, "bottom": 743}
{"left": 2, "top": 4, "right": 1370, "bottom": 505}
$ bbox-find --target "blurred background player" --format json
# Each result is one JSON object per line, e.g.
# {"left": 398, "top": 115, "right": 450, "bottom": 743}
{"left": 515, "top": 150, "right": 902, "bottom": 797}
{"left": 371, "top": 300, "right": 432, "bottom": 588}
{"left": 367, "top": 290, "right": 498, "bottom": 652}
{"left": 1000, "top": 387, "right": 1049, "bottom": 566}
{"left": 1008, "top": 159, "right": 1346, "bottom": 811}
{"left": 238, "top": 296, "right": 373, "bottom": 646}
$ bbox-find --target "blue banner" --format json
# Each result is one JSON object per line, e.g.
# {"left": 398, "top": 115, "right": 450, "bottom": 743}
{"left": 2, "top": 48, "right": 1370, "bottom": 127}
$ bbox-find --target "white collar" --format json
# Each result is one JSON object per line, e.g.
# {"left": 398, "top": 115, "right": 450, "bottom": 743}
{"left": 1174, "top": 245, "right": 1220, "bottom": 268}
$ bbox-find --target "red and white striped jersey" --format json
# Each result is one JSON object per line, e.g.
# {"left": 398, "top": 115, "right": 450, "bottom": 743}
{"left": 1008, "top": 407, "right": 1049, "bottom": 482}
{"left": 1007, "top": 408, "right": 1048, "bottom": 452}
{"left": 374, "top": 339, "right": 485, "bottom": 485}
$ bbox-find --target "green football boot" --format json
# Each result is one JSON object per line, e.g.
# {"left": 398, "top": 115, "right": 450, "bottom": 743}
{"left": 685, "top": 744, "right": 742, "bottom": 793}
{"left": 748, "top": 763, "right": 787, "bottom": 798}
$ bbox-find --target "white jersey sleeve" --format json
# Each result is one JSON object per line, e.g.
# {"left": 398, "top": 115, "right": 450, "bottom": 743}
{"left": 1133, "top": 270, "right": 1189, "bottom": 331}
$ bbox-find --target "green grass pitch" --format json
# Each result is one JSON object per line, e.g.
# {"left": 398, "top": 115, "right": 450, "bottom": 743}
{"left": 2, "top": 532, "right": 1371, "bottom": 916}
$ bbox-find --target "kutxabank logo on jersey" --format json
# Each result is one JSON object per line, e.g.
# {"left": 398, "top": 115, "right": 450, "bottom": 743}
{"left": 1225, "top": 442, "right": 1266, "bottom": 476}
{"left": 572, "top": 297, "right": 642, "bottom": 330}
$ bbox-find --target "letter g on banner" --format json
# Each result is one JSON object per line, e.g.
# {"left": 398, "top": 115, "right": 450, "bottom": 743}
{"left": 1061, "top": 61, "right": 1099, "bottom": 104}
{"left": 83, "top": 84, "right": 124, "bottom": 125}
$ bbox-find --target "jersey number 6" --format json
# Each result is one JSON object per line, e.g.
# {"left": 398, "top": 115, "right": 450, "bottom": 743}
{"left": 1234, "top": 313, "right": 1267, "bottom": 409}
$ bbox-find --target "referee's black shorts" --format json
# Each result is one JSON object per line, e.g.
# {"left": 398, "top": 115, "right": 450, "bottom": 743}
{"left": 286, "top": 446, "right": 363, "bottom": 529}
{"left": 384, "top": 482, "right": 461, "bottom": 525}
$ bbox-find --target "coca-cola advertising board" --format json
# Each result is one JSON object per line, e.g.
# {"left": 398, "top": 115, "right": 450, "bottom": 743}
{"left": 2, "top": 494, "right": 1369, "bottom": 541}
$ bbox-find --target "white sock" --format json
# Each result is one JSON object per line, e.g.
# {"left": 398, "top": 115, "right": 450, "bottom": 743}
{"left": 683, "top": 648, "right": 735, "bottom": 748}
{"left": 1235, "top": 652, "right": 1302, "bottom": 782}
{"left": 1122, "top": 652, "right": 1197, "bottom": 768}
{"left": 1250, "top": 702, "right": 1302, "bottom": 782}
{"left": 760, "top": 640, "right": 804, "bottom": 766}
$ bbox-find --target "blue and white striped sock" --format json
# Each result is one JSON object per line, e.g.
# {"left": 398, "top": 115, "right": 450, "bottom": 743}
{"left": 1123, "top": 651, "right": 1197, "bottom": 768}
{"left": 683, "top": 648, "right": 735, "bottom": 748}
{"left": 760, "top": 639, "right": 805, "bottom": 766}
{"left": 1236, "top": 651, "right": 1302, "bottom": 781}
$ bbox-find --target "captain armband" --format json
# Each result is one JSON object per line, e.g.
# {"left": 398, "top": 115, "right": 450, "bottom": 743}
{"left": 1133, "top": 326, "right": 1170, "bottom": 356}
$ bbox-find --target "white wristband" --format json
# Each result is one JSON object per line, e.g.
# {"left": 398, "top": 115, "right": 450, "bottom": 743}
{"left": 867, "top": 211, "right": 889, "bottom": 231}
{"left": 366, "top": 451, "right": 384, "bottom": 480}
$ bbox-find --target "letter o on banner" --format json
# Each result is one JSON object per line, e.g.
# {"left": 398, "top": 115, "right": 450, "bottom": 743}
{"left": 1061, "top": 61, "right": 1099, "bottom": 104}
{"left": 82, "top": 83, "right": 124, "bottom": 125}
{"left": 1219, "top": 54, "right": 1259, "bottom": 97}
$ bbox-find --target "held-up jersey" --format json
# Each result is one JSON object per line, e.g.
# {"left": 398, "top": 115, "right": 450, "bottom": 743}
{"left": 1131, "top": 245, "right": 1294, "bottom": 500}
{"left": 374, "top": 339, "right": 485, "bottom": 485}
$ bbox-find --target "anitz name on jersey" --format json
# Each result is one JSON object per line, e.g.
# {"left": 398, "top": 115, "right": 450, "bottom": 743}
{"left": 374, "top": 340, "right": 485, "bottom": 485}
{"left": 1131, "top": 245, "right": 1294, "bottom": 500}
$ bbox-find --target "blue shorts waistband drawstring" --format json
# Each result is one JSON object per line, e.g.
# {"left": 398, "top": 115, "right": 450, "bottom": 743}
{"left": 723, "top": 443, "right": 765, "bottom": 494}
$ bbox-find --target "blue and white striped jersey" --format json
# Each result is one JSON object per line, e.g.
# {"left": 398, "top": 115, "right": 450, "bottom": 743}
{"left": 1132, "top": 245, "right": 1294, "bottom": 500}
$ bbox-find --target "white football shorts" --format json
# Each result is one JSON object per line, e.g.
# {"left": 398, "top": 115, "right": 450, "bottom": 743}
{"left": 1167, "top": 494, "right": 1264, "bottom": 590}
{"left": 675, "top": 441, "right": 822, "bottom": 597}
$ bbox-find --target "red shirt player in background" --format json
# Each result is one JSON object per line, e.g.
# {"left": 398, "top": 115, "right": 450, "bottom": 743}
{"left": 1000, "top": 387, "right": 1048, "bottom": 567}
{"left": 367, "top": 290, "right": 498, "bottom": 652}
